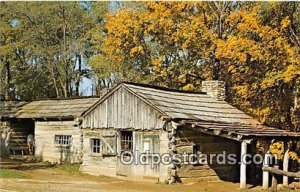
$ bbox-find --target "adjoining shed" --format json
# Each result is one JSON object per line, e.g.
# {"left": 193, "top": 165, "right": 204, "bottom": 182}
{"left": 2, "top": 97, "right": 99, "bottom": 163}
{"left": 0, "top": 101, "right": 28, "bottom": 157}
{"left": 80, "top": 82, "right": 300, "bottom": 188}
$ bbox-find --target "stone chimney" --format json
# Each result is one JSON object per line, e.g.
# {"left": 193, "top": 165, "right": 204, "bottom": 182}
{"left": 201, "top": 80, "right": 226, "bottom": 101}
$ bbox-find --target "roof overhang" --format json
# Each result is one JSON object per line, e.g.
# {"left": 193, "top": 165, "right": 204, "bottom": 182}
{"left": 182, "top": 120, "right": 300, "bottom": 142}
{"left": 2, "top": 115, "right": 75, "bottom": 121}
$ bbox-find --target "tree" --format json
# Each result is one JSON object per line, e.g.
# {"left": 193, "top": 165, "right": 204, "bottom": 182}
{"left": 0, "top": 2, "right": 108, "bottom": 99}
{"left": 91, "top": 2, "right": 299, "bottom": 131}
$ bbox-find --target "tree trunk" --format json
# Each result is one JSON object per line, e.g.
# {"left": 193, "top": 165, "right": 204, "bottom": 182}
{"left": 5, "top": 59, "right": 11, "bottom": 100}
{"left": 75, "top": 54, "right": 82, "bottom": 96}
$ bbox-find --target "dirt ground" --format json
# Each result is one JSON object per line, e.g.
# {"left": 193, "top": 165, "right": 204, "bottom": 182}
{"left": 0, "top": 169, "right": 259, "bottom": 192}
{"left": 0, "top": 159, "right": 296, "bottom": 192}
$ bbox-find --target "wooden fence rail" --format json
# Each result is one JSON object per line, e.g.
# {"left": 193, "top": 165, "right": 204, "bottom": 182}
{"left": 262, "top": 166, "right": 300, "bottom": 178}
{"left": 262, "top": 166, "right": 300, "bottom": 192}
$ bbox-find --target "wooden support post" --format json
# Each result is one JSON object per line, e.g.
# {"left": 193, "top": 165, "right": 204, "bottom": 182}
{"left": 263, "top": 153, "right": 271, "bottom": 189}
{"left": 240, "top": 140, "right": 247, "bottom": 189}
{"left": 271, "top": 165, "right": 279, "bottom": 192}
{"left": 283, "top": 149, "right": 289, "bottom": 187}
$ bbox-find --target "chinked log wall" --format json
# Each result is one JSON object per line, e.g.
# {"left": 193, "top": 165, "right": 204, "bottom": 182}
{"left": 35, "top": 121, "right": 82, "bottom": 163}
{"left": 176, "top": 127, "right": 240, "bottom": 181}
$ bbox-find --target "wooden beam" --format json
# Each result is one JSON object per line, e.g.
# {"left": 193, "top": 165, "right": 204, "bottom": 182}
{"left": 262, "top": 166, "right": 300, "bottom": 178}
{"left": 240, "top": 140, "right": 247, "bottom": 189}
{"left": 191, "top": 127, "right": 242, "bottom": 142}
{"left": 214, "top": 130, "right": 221, "bottom": 135}
{"left": 171, "top": 121, "right": 180, "bottom": 129}
{"left": 159, "top": 115, "right": 172, "bottom": 121}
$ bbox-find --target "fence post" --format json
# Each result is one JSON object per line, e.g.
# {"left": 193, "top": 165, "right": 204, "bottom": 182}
{"left": 262, "top": 153, "right": 271, "bottom": 189}
{"left": 271, "top": 165, "right": 279, "bottom": 192}
{"left": 283, "top": 149, "right": 289, "bottom": 186}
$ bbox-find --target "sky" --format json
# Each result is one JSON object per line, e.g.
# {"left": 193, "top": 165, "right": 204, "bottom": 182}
{"left": 80, "top": 77, "right": 93, "bottom": 96}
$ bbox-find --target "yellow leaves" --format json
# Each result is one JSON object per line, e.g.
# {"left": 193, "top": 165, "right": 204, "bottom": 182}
{"left": 281, "top": 65, "right": 300, "bottom": 83}
{"left": 183, "top": 84, "right": 195, "bottom": 91}
{"left": 270, "top": 142, "right": 299, "bottom": 163}
{"left": 216, "top": 36, "right": 259, "bottom": 64}
{"left": 281, "top": 16, "right": 291, "bottom": 30}
{"left": 270, "top": 141, "right": 284, "bottom": 160}
{"left": 260, "top": 107, "right": 271, "bottom": 123}
{"left": 130, "top": 46, "right": 144, "bottom": 56}
{"left": 288, "top": 151, "right": 300, "bottom": 163}
{"left": 262, "top": 64, "right": 300, "bottom": 90}
{"left": 152, "top": 56, "right": 163, "bottom": 67}
{"left": 233, "top": 84, "right": 250, "bottom": 100}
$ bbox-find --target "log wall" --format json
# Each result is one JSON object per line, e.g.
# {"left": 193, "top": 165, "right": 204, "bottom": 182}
{"left": 35, "top": 120, "right": 82, "bottom": 163}
{"left": 177, "top": 127, "right": 240, "bottom": 181}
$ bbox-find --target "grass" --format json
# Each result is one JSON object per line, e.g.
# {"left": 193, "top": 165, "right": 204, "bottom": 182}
{"left": 0, "top": 169, "right": 29, "bottom": 179}
{"left": 56, "top": 163, "right": 81, "bottom": 175}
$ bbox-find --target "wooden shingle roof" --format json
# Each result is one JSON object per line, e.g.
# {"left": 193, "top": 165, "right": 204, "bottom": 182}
{"left": 122, "top": 83, "right": 258, "bottom": 125}
{"left": 8, "top": 97, "right": 100, "bottom": 120}
{"left": 0, "top": 101, "right": 28, "bottom": 120}
{"left": 80, "top": 82, "right": 300, "bottom": 138}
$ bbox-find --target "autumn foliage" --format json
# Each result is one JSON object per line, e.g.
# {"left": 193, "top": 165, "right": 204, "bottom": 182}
{"left": 90, "top": 2, "right": 300, "bottom": 132}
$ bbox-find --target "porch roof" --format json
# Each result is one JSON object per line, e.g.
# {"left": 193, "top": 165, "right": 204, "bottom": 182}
{"left": 184, "top": 120, "right": 300, "bottom": 141}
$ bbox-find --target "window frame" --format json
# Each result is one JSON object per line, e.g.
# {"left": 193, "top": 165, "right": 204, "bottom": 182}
{"left": 54, "top": 135, "right": 72, "bottom": 146}
{"left": 90, "top": 138, "right": 101, "bottom": 155}
{"left": 120, "top": 131, "right": 133, "bottom": 153}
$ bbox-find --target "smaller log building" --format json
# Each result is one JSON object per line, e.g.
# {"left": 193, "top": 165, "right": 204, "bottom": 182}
{"left": 0, "top": 97, "right": 99, "bottom": 163}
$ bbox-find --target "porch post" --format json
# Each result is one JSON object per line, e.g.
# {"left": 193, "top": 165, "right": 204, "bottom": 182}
{"left": 262, "top": 153, "right": 270, "bottom": 189}
{"left": 240, "top": 140, "right": 247, "bottom": 189}
{"left": 283, "top": 149, "right": 289, "bottom": 186}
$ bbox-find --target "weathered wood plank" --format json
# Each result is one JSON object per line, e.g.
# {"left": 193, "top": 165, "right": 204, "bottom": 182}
{"left": 262, "top": 166, "right": 300, "bottom": 178}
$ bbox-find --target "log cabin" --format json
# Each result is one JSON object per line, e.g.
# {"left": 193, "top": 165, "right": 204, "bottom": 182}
{"left": 1, "top": 97, "right": 99, "bottom": 163}
{"left": 80, "top": 81, "right": 300, "bottom": 188}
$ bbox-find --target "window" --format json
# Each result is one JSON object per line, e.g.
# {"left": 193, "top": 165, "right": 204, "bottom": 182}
{"left": 55, "top": 135, "right": 72, "bottom": 145}
{"left": 91, "top": 139, "right": 101, "bottom": 154}
{"left": 101, "top": 136, "right": 116, "bottom": 155}
{"left": 120, "top": 131, "right": 133, "bottom": 153}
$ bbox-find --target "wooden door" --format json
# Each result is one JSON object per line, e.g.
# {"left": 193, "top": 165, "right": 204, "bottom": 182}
{"left": 116, "top": 131, "right": 133, "bottom": 177}
{"left": 143, "top": 135, "right": 160, "bottom": 177}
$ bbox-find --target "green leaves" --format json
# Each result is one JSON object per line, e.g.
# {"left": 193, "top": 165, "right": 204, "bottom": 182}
{"left": 0, "top": 2, "right": 108, "bottom": 99}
